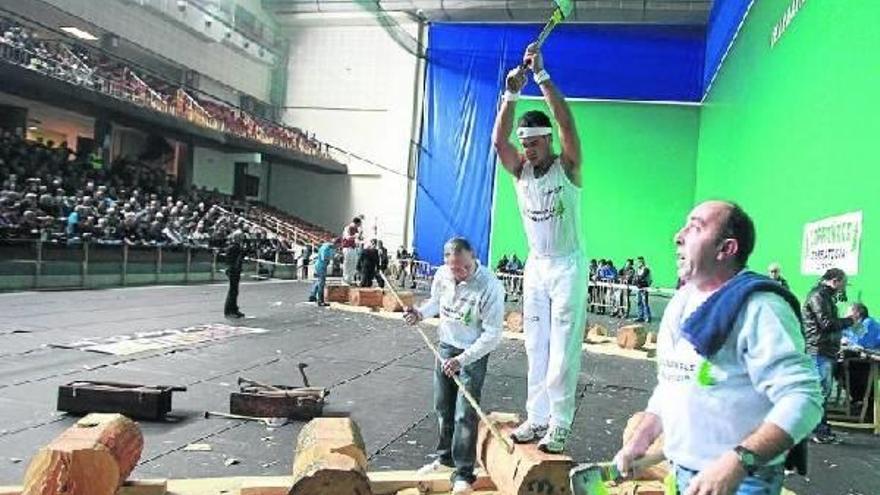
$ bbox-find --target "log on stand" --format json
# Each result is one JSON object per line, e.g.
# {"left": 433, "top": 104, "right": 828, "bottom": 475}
{"left": 325, "top": 285, "right": 351, "bottom": 303}
{"left": 477, "top": 413, "right": 574, "bottom": 495}
{"left": 349, "top": 288, "right": 384, "bottom": 308}
{"left": 22, "top": 413, "right": 143, "bottom": 495}
{"left": 382, "top": 290, "right": 413, "bottom": 312}
{"left": 290, "top": 417, "right": 372, "bottom": 495}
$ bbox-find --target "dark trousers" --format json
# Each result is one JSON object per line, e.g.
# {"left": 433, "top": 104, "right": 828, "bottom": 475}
{"left": 359, "top": 267, "right": 385, "bottom": 288}
{"left": 224, "top": 270, "right": 240, "bottom": 315}
{"left": 434, "top": 343, "right": 488, "bottom": 484}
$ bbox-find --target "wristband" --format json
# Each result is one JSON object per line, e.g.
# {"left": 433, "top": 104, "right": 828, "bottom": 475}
{"left": 504, "top": 90, "right": 520, "bottom": 102}
{"left": 534, "top": 69, "right": 551, "bottom": 85}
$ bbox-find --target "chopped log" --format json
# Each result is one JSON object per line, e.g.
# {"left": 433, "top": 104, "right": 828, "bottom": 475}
{"left": 290, "top": 418, "right": 372, "bottom": 495}
{"left": 616, "top": 324, "right": 647, "bottom": 350}
{"left": 349, "top": 288, "right": 384, "bottom": 308}
{"left": 586, "top": 324, "right": 609, "bottom": 343}
{"left": 622, "top": 412, "right": 668, "bottom": 482}
{"left": 22, "top": 413, "right": 143, "bottom": 495}
{"left": 504, "top": 311, "right": 524, "bottom": 333}
{"left": 477, "top": 413, "right": 573, "bottom": 495}
{"left": 325, "top": 285, "right": 351, "bottom": 303}
{"left": 382, "top": 291, "right": 414, "bottom": 312}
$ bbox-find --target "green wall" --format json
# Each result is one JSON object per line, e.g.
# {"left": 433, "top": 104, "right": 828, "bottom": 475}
{"left": 695, "top": 0, "right": 880, "bottom": 301}
{"left": 490, "top": 99, "right": 701, "bottom": 287}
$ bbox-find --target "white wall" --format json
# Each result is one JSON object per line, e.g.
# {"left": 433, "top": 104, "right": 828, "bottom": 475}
{"left": 192, "top": 146, "right": 261, "bottom": 195}
{"left": 36, "top": 0, "right": 273, "bottom": 101}
{"left": 279, "top": 21, "right": 423, "bottom": 248}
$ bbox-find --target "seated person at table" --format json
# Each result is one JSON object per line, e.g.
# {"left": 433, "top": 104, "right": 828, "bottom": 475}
{"left": 841, "top": 303, "right": 880, "bottom": 413}
{"left": 842, "top": 303, "right": 880, "bottom": 350}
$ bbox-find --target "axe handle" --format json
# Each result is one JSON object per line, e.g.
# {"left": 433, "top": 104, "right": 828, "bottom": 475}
{"left": 380, "top": 271, "right": 515, "bottom": 454}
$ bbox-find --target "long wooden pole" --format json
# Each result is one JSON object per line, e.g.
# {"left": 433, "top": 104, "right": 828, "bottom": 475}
{"left": 380, "top": 271, "right": 514, "bottom": 454}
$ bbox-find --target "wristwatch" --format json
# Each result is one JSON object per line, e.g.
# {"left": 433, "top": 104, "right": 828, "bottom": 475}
{"left": 733, "top": 445, "right": 760, "bottom": 475}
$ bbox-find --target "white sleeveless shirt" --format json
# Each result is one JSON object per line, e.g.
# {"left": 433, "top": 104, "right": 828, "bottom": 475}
{"left": 514, "top": 158, "right": 582, "bottom": 257}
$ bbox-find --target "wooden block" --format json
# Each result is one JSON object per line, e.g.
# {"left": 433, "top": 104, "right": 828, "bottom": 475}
{"left": 290, "top": 418, "right": 372, "bottom": 495}
{"left": 230, "top": 387, "right": 326, "bottom": 420}
{"left": 240, "top": 478, "right": 290, "bottom": 495}
{"left": 504, "top": 311, "right": 524, "bottom": 333}
{"left": 22, "top": 413, "right": 143, "bottom": 495}
{"left": 324, "top": 285, "right": 351, "bottom": 303}
{"left": 616, "top": 324, "right": 647, "bottom": 350}
{"left": 57, "top": 381, "right": 180, "bottom": 420}
{"left": 369, "top": 469, "right": 494, "bottom": 494}
{"left": 382, "top": 291, "right": 414, "bottom": 312}
{"left": 349, "top": 288, "right": 384, "bottom": 308}
{"left": 119, "top": 479, "right": 168, "bottom": 495}
{"left": 586, "top": 324, "right": 609, "bottom": 342}
{"left": 477, "top": 413, "right": 573, "bottom": 495}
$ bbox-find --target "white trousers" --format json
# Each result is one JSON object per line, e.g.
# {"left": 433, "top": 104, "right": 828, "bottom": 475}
{"left": 342, "top": 247, "right": 358, "bottom": 284}
{"left": 523, "top": 253, "right": 587, "bottom": 429}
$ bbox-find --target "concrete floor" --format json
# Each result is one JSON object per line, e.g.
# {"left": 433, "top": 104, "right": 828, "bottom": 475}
{"left": 0, "top": 279, "right": 876, "bottom": 495}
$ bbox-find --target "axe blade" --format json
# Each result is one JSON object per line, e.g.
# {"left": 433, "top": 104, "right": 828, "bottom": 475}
{"left": 569, "top": 462, "right": 621, "bottom": 495}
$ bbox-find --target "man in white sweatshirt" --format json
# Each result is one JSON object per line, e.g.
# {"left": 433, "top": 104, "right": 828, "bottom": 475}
{"left": 404, "top": 237, "right": 504, "bottom": 495}
{"left": 614, "top": 201, "right": 823, "bottom": 495}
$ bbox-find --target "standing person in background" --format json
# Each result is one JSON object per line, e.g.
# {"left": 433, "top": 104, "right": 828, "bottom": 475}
{"left": 341, "top": 217, "right": 362, "bottom": 285}
{"left": 634, "top": 256, "right": 653, "bottom": 323}
{"left": 803, "top": 268, "right": 853, "bottom": 443}
{"left": 358, "top": 239, "right": 383, "bottom": 288}
{"left": 377, "top": 240, "right": 389, "bottom": 279}
{"left": 309, "top": 237, "right": 341, "bottom": 307}
{"left": 299, "top": 243, "right": 312, "bottom": 280}
{"left": 224, "top": 230, "right": 246, "bottom": 319}
{"left": 768, "top": 262, "right": 789, "bottom": 289}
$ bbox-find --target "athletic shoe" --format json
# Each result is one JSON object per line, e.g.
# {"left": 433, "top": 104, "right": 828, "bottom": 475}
{"left": 308, "top": 295, "right": 316, "bottom": 302}
{"left": 452, "top": 480, "right": 473, "bottom": 495}
{"left": 416, "top": 459, "right": 453, "bottom": 475}
{"left": 538, "top": 425, "right": 570, "bottom": 454}
{"left": 510, "top": 421, "right": 548, "bottom": 444}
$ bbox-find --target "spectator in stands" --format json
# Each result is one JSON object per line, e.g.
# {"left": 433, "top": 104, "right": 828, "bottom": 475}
{"left": 803, "top": 268, "right": 853, "bottom": 443}
{"left": 341, "top": 216, "right": 362, "bottom": 285}
{"left": 310, "top": 237, "right": 341, "bottom": 307}
{"left": 634, "top": 256, "right": 653, "bottom": 323}
{"left": 768, "top": 262, "right": 789, "bottom": 289}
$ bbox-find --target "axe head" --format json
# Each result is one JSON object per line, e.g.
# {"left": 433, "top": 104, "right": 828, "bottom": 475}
{"left": 569, "top": 462, "right": 621, "bottom": 495}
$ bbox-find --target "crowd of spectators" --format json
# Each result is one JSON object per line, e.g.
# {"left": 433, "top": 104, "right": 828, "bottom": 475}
{"left": 0, "top": 17, "right": 331, "bottom": 158}
{"left": 0, "top": 131, "right": 249, "bottom": 248}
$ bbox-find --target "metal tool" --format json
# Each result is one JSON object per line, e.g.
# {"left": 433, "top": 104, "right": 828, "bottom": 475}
{"left": 203, "top": 410, "right": 288, "bottom": 427}
{"left": 297, "top": 362, "right": 311, "bottom": 388}
{"left": 570, "top": 453, "right": 666, "bottom": 495}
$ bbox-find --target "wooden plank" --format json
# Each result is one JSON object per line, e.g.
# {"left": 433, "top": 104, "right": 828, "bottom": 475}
{"left": 119, "top": 479, "right": 168, "bottom": 495}
{"left": 368, "top": 469, "right": 494, "bottom": 495}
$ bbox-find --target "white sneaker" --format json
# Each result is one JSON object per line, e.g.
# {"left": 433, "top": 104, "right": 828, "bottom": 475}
{"left": 537, "top": 425, "right": 570, "bottom": 454}
{"left": 510, "top": 421, "right": 548, "bottom": 444}
{"left": 417, "top": 458, "right": 453, "bottom": 475}
{"left": 452, "top": 480, "right": 473, "bottom": 495}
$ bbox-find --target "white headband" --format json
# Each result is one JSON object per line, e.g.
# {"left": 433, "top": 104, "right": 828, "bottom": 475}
{"left": 517, "top": 127, "right": 552, "bottom": 139}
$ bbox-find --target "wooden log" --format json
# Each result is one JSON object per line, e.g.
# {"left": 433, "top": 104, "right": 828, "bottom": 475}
{"left": 504, "top": 311, "right": 524, "bottom": 333}
{"left": 586, "top": 324, "right": 609, "bottom": 343}
{"left": 622, "top": 412, "right": 668, "bottom": 482}
{"left": 477, "top": 413, "right": 573, "bottom": 495}
{"left": 290, "top": 418, "right": 372, "bottom": 495}
{"left": 382, "top": 291, "right": 414, "bottom": 312}
{"left": 349, "top": 288, "right": 384, "bottom": 308}
{"left": 616, "top": 324, "right": 647, "bottom": 350}
{"left": 119, "top": 479, "right": 168, "bottom": 495}
{"left": 22, "top": 413, "right": 143, "bottom": 495}
{"left": 325, "top": 285, "right": 351, "bottom": 303}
